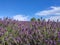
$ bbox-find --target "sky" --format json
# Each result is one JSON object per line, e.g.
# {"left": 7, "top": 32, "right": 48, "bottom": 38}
{"left": 0, "top": 0, "right": 60, "bottom": 21}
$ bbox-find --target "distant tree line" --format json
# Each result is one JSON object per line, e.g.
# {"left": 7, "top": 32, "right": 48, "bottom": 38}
{"left": 30, "top": 17, "right": 44, "bottom": 21}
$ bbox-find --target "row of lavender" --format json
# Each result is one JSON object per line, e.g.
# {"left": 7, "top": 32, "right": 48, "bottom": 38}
{"left": 0, "top": 18, "right": 60, "bottom": 45}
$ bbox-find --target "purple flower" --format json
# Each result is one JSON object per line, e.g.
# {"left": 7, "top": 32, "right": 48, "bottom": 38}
{"left": 58, "top": 31, "right": 60, "bottom": 39}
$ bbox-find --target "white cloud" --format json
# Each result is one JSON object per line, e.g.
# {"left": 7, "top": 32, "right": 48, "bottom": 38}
{"left": 35, "top": 6, "right": 60, "bottom": 16}
{"left": 13, "top": 15, "right": 29, "bottom": 21}
{"left": 45, "top": 16, "right": 60, "bottom": 21}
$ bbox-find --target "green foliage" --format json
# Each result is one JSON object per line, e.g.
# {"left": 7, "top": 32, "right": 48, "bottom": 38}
{"left": 31, "top": 17, "right": 36, "bottom": 21}
{"left": 37, "top": 18, "right": 40, "bottom": 21}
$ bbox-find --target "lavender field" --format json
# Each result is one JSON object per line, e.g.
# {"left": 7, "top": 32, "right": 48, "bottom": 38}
{"left": 0, "top": 18, "right": 60, "bottom": 45}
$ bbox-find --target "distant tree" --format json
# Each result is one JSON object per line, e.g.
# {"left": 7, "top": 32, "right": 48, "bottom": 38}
{"left": 31, "top": 17, "right": 36, "bottom": 21}
{"left": 37, "top": 18, "right": 40, "bottom": 21}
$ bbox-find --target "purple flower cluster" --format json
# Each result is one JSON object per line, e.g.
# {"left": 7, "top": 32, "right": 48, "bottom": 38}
{"left": 0, "top": 18, "right": 60, "bottom": 45}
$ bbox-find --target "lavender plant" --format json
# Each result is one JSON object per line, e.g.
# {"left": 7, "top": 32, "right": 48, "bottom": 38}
{"left": 0, "top": 18, "right": 60, "bottom": 45}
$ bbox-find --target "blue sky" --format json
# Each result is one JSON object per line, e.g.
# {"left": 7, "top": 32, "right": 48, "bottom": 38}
{"left": 0, "top": 0, "right": 60, "bottom": 21}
